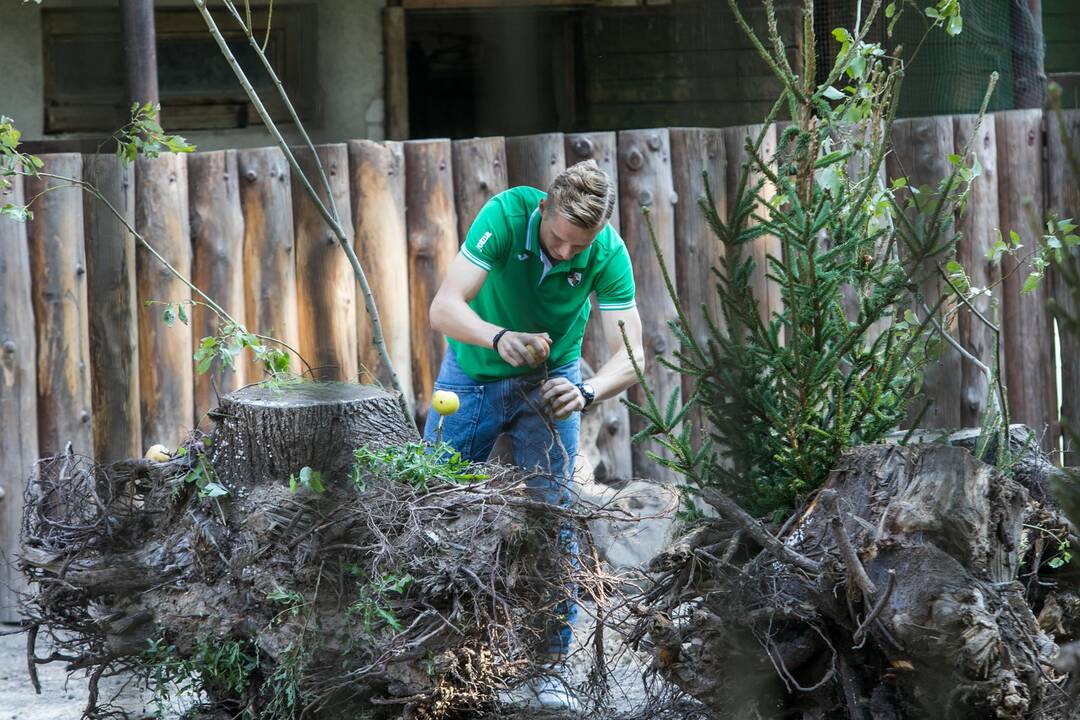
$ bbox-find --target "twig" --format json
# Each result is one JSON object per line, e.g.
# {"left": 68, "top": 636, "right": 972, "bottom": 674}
{"left": 853, "top": 568, "right": 895, "bottom": 645}
{"left": 819, "top": 489, "right": 876, "bottom": 596}
{"left": 701, "top": 487, "right": 820, "bottom": 575}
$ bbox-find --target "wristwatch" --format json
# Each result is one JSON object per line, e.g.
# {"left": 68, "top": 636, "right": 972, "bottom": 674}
{"left": 576, "top": 382, "right": 596, "bottom": 409}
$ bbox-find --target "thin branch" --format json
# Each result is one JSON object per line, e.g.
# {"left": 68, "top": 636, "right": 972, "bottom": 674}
{"left": 819, "top": 489, "right": 876, "bottom": 596}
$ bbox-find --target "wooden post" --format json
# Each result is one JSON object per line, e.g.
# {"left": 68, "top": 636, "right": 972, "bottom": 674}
{"left": 505, "top": 132, "right": 566, "bottom": 191}
{"left": 349, "top": 139, "right": 414, "bottom": 408}
{"left": 887, "top": 117, "right": 963, "bottom": 429}
{"left": 1047, "top": 108, "right": 1079, "bottom": 462}
{"left": 451, "top": 137, "right": 508, "bottom": 244}
{"left": 953, "top": 115, "right": 1003, "bottom": 429}
{"left": 237, "top": 147, "right": 301, "bottom": 381}
{"left": 292, "top": 144, "right": 357, "bottom": 382}
{"left": 996, "top": 109, "right": 1058, "bottom": 448}
{"left": 671, "top": 128, "right": 727, "bottom": 452}
{"left": 722, "top": 124, "right": 782, "bottom": 332}
{"left": 83, "top": 154, "right": 141, "bottom": 463}
{"left": 25, "top": 153, "right": 94, "bottom": 458}
{"left": 0, "top": 173, "right": 37, "bottom": 622}
{"left": 136, "top": 153, "right": 194, "bottom": 451}
{"left": 189, "top": 150, "right": 246, "bottom": 424}
{"left": 404, "top": 139, "right": 458, "bottom": 423}
{"left": 120, "top": 0, "right": 159, "bottom": 108}
{"left": 384, "top": 5, "right": 409, "bottom": 141}
{"left": 565, "top": 130, "right": 632, "bottom": 483}
{"left": 618, "top": 129, "right": 679, "bottom": 485}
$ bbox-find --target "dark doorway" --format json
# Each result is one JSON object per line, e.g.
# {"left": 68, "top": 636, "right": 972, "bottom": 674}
{"left": 406, "top": 8, "right": 584, "bottom": 139}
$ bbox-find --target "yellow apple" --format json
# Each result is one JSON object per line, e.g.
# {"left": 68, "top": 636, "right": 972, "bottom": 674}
{"left": 144, "top": 444, "right": 172, "bottom": 463}
{"left": 432, "top": 390, "right": 460, "bottom": 416}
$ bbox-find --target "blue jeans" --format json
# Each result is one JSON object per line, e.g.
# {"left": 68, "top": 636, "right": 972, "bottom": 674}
{"left": 423, "top": 346, "right": 580, "bottom": 654}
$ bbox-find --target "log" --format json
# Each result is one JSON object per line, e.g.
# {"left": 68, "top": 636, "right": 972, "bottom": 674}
{"left": 348, "top": 139, "right": 414, "bottom": 407}
{"left": 292, "top": 144, "right": 357, "bottom": 382}
{"left": 136, "top": 153, "right": 194, "bottom": 450}
{"left": 722, "top": 124, "right": 782, "bottom": 332}
{"left": 83, "top": 154, "right": 141, "bottom": 463}
{"left": 505, "top": 132, "right": 565, "bottom": 191}
{"left": 25, "top": 153, "right": 94, "bottom": 457}
{"left": 565, "top": 131, "right": 632, "bottom": 483}
{"left": 953, "top": 115, "right": 1003, "bottom": 429}
{"left": 1047, "top": 108, "right": 1080, "bottom": 464}
{"left": 671, "top": 128, "right": 727, "bottom": 451}
{"left": 404, "top": 139, "right": 458, "bottom": 423}
{"left": 0, "top": 173, "right": 37, "bottom": 622}
{"left": 189, "top": 150, "right": 246, "bottom": 425}
{"left": 618, "top": 129, "right": 680, "bottom": 485}
{"left": 211, "top": 382, "right": 417, "bottom": 488}
{"left": 887, "top": 117, "right": 963, "bottom": 429}
{"left": 647, "top": 439, "right": 1064, "bottom": 719}
{"left": 237, "top": 146, "right": 301, "bottom": 381}
{"left": 383, "top": 5, "right": 409, "bottom": 142}
{"left": 451, "top": 136, "right": 508, "bottom": 244}
{"left": 996, "top": 110, "right": 1058, "bottom": 449}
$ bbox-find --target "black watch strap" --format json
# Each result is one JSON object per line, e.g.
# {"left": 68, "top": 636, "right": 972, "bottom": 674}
{"left": 576, "top": 382, "right": 595, "bottom": 408}
{"left": 492, "top": 328, "right": 510, "bottom": 352}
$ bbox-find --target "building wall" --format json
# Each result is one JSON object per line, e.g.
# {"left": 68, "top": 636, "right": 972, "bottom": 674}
{"left": 582, "top": 1, "right": 801, "bottom": 131}
{"left": 0, "top": 0, "right": 385, "bottom": 151}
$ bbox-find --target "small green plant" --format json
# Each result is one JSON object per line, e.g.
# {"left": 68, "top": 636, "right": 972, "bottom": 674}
{"left": 1021, "top": 524, "right": 1073, "bottom": 570}
{"left": 182, "top": 451, "right": 229, "bottom": 501}
{"left": 288, "top": 466, "right": 325, "bottom": 494}
{"left": 346, "top": 566, "right": 413, "bottom": 635}
{"left": 113, "top": 101, "right": 195, "bottom": 164}
{"left": 142, "top": 634, "right": 259, "bottom": 713}
{"left": 351, "top": 441, "right": 487, "bottom": 493}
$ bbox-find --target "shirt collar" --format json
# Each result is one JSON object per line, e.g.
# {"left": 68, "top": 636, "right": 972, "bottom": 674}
{"left": 524, "top": 205, "right": 595, "bottom": 271}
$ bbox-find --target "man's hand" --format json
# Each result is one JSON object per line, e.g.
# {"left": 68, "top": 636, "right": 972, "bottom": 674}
{"left": 542, "top": 377, "right": 585, "bottom": 417}
{"left": 497, "top": 331, "right": 551, "bottom": 368}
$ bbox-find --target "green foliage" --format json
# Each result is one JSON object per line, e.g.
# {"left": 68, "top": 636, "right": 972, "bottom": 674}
{"left": 288, "top": 466, "right": 325, "bottom": 494}
{"left": 346, "top": 566, "right": 413, "bottom": 635}
{"left": 630, "top": 3, "right": 984, "bottom": 517}
{"left": 0, "top": 115, "right": 43, "bottom": 222}
{"left": 351, "top": 441, "right": 487, "bottom": 493}
{"left": 114, "top": 102, "right": 195, "bottom": 166}
{"left": 175, "top": 443, "right": 229, "bottom": 502}
{"left": 142, "top": 634, "right": 259, "bottom": 710}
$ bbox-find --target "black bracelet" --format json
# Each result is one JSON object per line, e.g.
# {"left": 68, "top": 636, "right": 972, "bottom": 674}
{"left": 492, "top": 328, "right": 510, "bottom": 352}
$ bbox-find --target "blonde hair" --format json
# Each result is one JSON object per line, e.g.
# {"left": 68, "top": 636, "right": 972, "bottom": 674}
{"left": 546, "top": 159, "right": 616, "bottom": 230}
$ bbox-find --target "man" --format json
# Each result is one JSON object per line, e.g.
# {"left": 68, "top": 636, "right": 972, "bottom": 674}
{"left": 426, "top": 159, "right": 644, "bottom": 710}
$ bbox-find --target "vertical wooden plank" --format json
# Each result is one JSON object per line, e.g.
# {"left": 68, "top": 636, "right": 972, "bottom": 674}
{"left": 997, "top": 109, "right": 1058, "bottom": 448}
{"left": 0, "top": 173, "right": 37, "bottom": 622}
{"left": 886, "top": 116, "right": 963, "bottom": 429}
{"left": 136, "top": 153, "right": 194, "bottom": 450}
{"left": 83, "top": 154, "right": 141, "bottom": 463}
{"left": 671, "top": 128, "right": 727, "bottom": 451}
{"left": 120, "top": 0, "right": 159, "bottom": 107}
{"left": 1047, "top": 108, "right": 1080, "bottom": 461}
{"left": 383, "top": 6, "right": 409, "bottom": 141}
{"left": 237, "top": 147, "right": 301, "bottom": 381}
{"left": 26, "top": 153, "right": 94, "bottom": 457}
{"left": 405, "top": 139, "right": 458, "bottom": 424}
{"left": 618, "top": 128, "right": 679, "bottom": 485}
{"left": 292, "top": 144, "right": 357, "bottom": 382}
{"left": 505, "top": 132, "right": 566, "bottom": 191}
{"left": 721, "top": 124, "right": 782, "bottom": 331}
{"left": 451, "top": 136, "right": 508, "bottom": 244}
{"left": 349, "top": 139, "right": 414, "bottom": 408}
{"left": 565, "top": 130, "right": 632, "bottom": 482}
{"left": 189, "top": 150, "right": 246, "bottom": 423}
{"left": 953, "top": 115, "right": 1003, "bottom": 428}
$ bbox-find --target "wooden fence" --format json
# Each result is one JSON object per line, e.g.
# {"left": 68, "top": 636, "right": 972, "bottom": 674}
{"left": 2, "top": 110, "right": 1079, "bottom": 620}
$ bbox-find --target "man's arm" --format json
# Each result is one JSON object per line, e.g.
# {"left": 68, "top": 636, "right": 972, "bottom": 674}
{"left": 429, "top": 253, "right": 551, "bottom": 368}
{"left": 542, "top": 306, "right": 645, "bottom": 415}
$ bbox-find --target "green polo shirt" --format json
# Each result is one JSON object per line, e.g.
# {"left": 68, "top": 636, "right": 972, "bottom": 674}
{"left": 451, "top": 186, "right": 636, "bottom": 381}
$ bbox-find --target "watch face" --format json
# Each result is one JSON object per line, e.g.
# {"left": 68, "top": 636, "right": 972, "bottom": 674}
{"left": 582, "top": 383, "right": 595, "bottom": 400}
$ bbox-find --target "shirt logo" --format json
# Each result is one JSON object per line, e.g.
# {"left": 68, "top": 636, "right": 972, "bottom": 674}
{"left": 517, "top": 252, "right": 529, "bottom": 261}
{"left": 477, "top": 231, "right": 492, "bottom": 250}
{"left": 568, "top": 271, "right": 583, "bottom": 287}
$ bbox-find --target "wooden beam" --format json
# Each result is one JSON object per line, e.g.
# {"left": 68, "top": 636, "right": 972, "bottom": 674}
{"left": 120, "top": 0, "right": 160, "bottom": 108}
{"left": 384, "top": 6, "right": 410, "bottom": 141}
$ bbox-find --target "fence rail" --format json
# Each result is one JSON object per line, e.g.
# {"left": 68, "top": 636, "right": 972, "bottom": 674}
{"left": 2, "top": 110, "right": 1078, "bottom": 620}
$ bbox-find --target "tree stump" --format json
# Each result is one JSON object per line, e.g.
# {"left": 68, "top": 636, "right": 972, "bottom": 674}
{"left": 211, "top": 382, "right": 416, "bottom": 487}
{"left": 643, "top": 433, "right": 1076, "bottom": 720}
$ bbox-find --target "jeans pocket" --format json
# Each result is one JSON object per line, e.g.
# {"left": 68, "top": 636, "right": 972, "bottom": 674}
{"left": 426, "top": 382, "right": 485, "bottom": 459}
